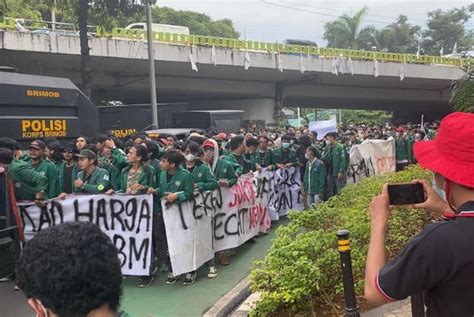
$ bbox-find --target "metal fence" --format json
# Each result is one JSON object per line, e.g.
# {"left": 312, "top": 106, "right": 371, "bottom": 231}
{"left": 1, "top": 17, "right": 472, "bottom": 68}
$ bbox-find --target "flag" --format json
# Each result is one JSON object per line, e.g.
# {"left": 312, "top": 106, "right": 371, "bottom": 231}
{"left": 399, "top": 62, "right": 405, "bottom": 81}
{"left": 244, "top": 50, "right": 251, "bottom": 70}
{"left": 348, "top": 57, "right": 354, "bottom": 76}
{"left": 439, "top": 46, "right": 444, "bottom": 56}
{"left": 189, "top": 48, "right": 198, "bottom": 72}
{"left": 211, "top": 44, "right": 217, "bottom": 66}
{"left": 299, "top": 52, "right": 305, "bottom": 74}
{"left": 331, "top": 57, "right": 338, "bottom": 76}
{"left": 421, "top": 114, "right": 425, "bottom": 133}
{"left": 337, "top": 56, "right": 344, "bottom": 74}
{"left": 373, "top": 59, "right": 379, "bottom": 78}
{"left": 416, "top": 44, "right": 421, "bottom": 59}
{"left": 452, "top": 42, "right": 458, "bottom": 54}
{"left": 277, "top": 52, "right": 283, "bottom": 72}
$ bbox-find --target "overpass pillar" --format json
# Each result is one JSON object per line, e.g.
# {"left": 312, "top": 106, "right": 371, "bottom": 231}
{"left": 188, "top": 98, "right": 277, "bottom": 128}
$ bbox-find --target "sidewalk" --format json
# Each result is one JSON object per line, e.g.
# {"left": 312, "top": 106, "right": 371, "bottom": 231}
{"left": 119, "top": 218, "right": 289, "bottom": 317}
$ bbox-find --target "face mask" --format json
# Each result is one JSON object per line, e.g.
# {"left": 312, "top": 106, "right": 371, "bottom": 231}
{"left": 432, "top": 174, "right": 446, "bottom": 201}
{"left": 222, "top": 141, "right": 227, "bottom": 147}
{"left": 282, "top": 143, "right": 290, "bottom": 149}
{"left": 325, "top": 140, "right": 331, "bottom": 145}
{"left": 185, "top": 154, "right": 196, "bottom": 161}
{"left": 304, "top": 153, "right": 309, "bottom": 160}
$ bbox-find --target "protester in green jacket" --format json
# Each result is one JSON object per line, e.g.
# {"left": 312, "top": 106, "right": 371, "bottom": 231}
{"left": 203, "top": 139, "right": 238, "bottom": 188}
{"left": 255, "top": 136, "right": 276, "bottom": 170}
{"left": 182, "top": 141, "right": 218, "bottom": 192}
{"left": 95, "top": 134, "right": 128, "bottom": 190}
{"left": 303, "top": 147, "right": 326, "bottom": 207}
{"left": 244, "top": 137, "right": 259, "bottom": 172}
{"left": 108, "top": 145, "right": 155, "bottom": 195}
{"left": 394, "top": 128, "right": 412, "bottom": 171}
{"left": 28, "top": 140, "right": 59, "bottom": 199}
{"left": 225, "top": 135, "right": 249, "bottom": 176}
{"left": 147, "top": 149, "right": 194, "bottom": 286}
{"left": 274, "top": 135, "right": 297, "bottom": 169}
{"left": 2, "top": 154, "right": 48, "bottom": 204}
{"left": 322, "top": 132, "right": 348, "bottom": 198}
{"left": 73, "top": 150, "right": 110, "bottom": 194}
{"left": 57, "top": 144, "right": 79, "bottom": 195}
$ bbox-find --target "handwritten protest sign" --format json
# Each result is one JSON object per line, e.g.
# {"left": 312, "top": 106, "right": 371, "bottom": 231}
{"left": 162, "top": 172, "right": 273, "bottom": 276}
{"left": 348, "top": 139, "right": 395, "bottom": 183}
{"left": 18, "top": 194, "right": 153, "bottom": 276}
{"left": 267, "top": 167, "right": 304, "bottom": 221}
{"left": 17, "top": 168, "right": 302, "bottom": 277}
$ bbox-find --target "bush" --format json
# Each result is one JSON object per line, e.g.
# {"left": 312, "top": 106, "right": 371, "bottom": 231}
{"left": 250, "top": 165, "right": 432, "bottom": 316}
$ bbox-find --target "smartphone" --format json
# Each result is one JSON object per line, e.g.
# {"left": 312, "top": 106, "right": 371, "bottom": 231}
{"left": 388, "top": 183, "right": 425, "bottom": 205}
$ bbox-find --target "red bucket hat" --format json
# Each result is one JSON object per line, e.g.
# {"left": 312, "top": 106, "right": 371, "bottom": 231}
{"left": 414, "top": 112, "right": 474, "bottom": 188}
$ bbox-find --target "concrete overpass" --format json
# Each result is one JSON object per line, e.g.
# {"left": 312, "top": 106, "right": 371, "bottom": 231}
{"left": 0, "top": 30, "right": 466, "bottom": 124}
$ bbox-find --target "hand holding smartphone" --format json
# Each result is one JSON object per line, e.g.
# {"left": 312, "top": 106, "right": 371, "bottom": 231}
{"left": 388, "top": 183, "right": 426, "bottom": 205}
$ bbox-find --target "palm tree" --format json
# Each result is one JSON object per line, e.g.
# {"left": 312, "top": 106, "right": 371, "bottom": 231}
{"left": 323, "top": 7, "right": 376, "bottom": 50}
{"left": 451, "top": 66, "right": 474, "bottom": 112}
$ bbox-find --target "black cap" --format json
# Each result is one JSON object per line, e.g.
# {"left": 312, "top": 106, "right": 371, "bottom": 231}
{"left": 76, "top": 149, "right": 97, "bottom": 160}
{"left": 29, "top": 140, "right": 46, "bottom": 150}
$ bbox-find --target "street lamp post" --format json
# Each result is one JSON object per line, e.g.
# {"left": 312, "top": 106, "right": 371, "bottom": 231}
{"left": 146, "top": 0, "right": 158, "bottom": 129}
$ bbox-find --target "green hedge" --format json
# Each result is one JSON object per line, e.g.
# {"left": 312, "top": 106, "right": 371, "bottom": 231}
{"left": 250, "top": 165, "right": 432, "bottom": 316}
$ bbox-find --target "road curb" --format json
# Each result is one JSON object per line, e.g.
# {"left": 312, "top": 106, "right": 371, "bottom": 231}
{"left": 203, "top": 276, "right": 251, "bottom": 317}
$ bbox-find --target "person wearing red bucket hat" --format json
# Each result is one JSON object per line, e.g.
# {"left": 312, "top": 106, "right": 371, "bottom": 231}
{"left": 365, "top": 112, "right": 474, "bottom": 316}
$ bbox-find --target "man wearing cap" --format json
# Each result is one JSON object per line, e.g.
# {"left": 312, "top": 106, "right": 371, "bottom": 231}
{"left": 28, "top": 140, "right": 59, "bottom": 199}
{"left": 365, "top": 112, "right": 474, "bottom": 316}
{"left": 0, "top": 138, "right": 48, "bottom": 204}
{"left": 394, "top": 127, "right": 411, "bottom": 171}
{"left": 73, "top": 150, "right": 110, "bottom": 194}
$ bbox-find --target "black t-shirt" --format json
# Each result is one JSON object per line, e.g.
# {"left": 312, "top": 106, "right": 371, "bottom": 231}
{"left": 63, "top": 164, "right": 73, "bottom": 194}
{"left": 376, "top": 201, "right": 474, "bottom": 316}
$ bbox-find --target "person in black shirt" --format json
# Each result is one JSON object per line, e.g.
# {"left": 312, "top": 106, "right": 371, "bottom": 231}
{"left": 58, "top": 143, "right": 79, "bottom": 198}
{"left": 364, "top": 112, "right": 474, "bottom": 316}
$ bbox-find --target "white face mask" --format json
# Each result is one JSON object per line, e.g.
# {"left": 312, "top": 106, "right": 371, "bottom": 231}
{"left": 184, "top": 153, "right": 196, "bottom": 161}
{"left": 325, "top": 139, "right": 331, "bottom": 145}
{"left": 433, "top": 174, "right": 446, "bottom": 200}
{"left": 304, "top": 153, "right": 309, "bottom": 160}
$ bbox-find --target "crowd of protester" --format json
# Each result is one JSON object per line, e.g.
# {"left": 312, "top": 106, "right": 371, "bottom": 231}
{"left": 0, "top": 120, "right": 438, "bottom": 289}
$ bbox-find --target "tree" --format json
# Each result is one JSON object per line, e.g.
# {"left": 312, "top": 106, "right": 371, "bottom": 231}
{"left": 323, "top": 7, "right": 376, "bottom": 50}
{"left": 375, "top": 15, "right": 420, "bottom": 53}
{"left": 451, "top": 66, "right": 474, "bottom": 113}
{"left": 422, "top": 6, "right": 473, "bottom": 55}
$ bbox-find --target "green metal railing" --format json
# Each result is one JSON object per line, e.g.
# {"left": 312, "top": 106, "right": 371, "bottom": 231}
{"left": 1, "top": 17, "right": 472, "bottom": 68}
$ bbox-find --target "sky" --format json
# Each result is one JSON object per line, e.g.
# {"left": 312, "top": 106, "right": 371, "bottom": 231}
{"left": 155, "top": 0, "right": 473, "bottom": 45}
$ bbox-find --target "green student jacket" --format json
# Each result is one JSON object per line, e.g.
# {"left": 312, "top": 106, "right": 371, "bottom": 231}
{"left": 10, "top": 159, "right": 48, "bottom": 200}
{"left": 74, "top": 167, "right": 110, "bottom": 194}
{"left": 117, "top": 164, "right": 155, "bottom": 194}
{"left": 31, "top": 159, "right": 59, "bottom": 198}
{"left": 303, "top": 159, "right": 326, "bottom": 195}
